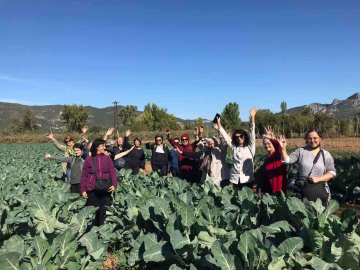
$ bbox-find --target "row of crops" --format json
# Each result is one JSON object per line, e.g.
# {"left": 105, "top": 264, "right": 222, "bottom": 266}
{"left": 0, "top": 143, "right": 360, "bottom": 269}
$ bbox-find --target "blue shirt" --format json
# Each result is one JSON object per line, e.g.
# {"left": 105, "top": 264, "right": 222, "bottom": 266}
{"left": 169, "top": 149, "right": 179, "bottom": 169}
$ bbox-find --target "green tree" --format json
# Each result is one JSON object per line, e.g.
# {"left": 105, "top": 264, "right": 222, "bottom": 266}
{"left": 313, "top": 113, "right": 334, "bottom": 134}
{"left": 302, "top": 106, "right": 312, "bottom": 116}
{"left": 60, "top": 104, "right": 89, "bottom": 133}
{"left": 118, "top": 105, "right": 138, "bottom": 126}
{"left": 221, "top": 102, "right": 241, "bottom": 129}
{"left": 254, "top": 109, "right": 278, "bottom": 135}
{"left": 142, "top": 103, "right": 180, "bottom": 131}
{"left": 280, "top": 101, "right": 287, "bottom": 114}
{"left": 336, "top": 118, "right": 350, "bottom": 136}
{"left": 88, "top": 125, "right": 104, "bottom": 133}
{"left": 9, "top": 108, "right": 39, "bottom": 133}
{"left": 194, "top": 117, "right": 204, "bottom": 128}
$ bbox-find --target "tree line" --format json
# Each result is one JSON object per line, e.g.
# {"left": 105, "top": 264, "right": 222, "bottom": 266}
{"left": 7, "top": 101, "right": 360, "bottom": 138}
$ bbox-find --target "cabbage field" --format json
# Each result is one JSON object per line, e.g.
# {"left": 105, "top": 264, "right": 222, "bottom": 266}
{"left": 0, "top": 143, "right": 360, "bottom": 269}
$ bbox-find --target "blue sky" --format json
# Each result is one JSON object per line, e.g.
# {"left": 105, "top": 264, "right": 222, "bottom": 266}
{"left": 0, "top": 0, "right": 359, "bottom": 120}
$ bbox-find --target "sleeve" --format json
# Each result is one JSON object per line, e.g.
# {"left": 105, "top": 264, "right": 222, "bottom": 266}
{"left": 168, "top": 138, "right": 181, "bottom": 148}
{"left": 82, "top": 144, "right": 89, "bottom": 159}
{"left": 218, "top": 130, "right": 228, "bottom": 149}
{"left": 181, "top": 151, "right": 202, "bottom": 160}
{"left": 219, "top": 127, "right": 233, "bottom": 149}
{"left": 140, "top": 150, "right": 145, "bottom": 170}
{"left": 325, "top": 151, "right": 336, "bottom": 177}
{"left": 80, "top": 158, "right": 91, "bottom": 193}
{"left": 52, "top": 138, "right": 66, "bottom": 152}
{"left": 191, "top": 139, "right": 200, "bottom": 151}
{"left": 123, "top": 136, "right": 133, "bottom": 149}
{"left": 249, "top": 123, "right": 256, "bottom": 155}
{"left": 108, "top": 156, "right": 118, "bottom": 188}
{"left": 49, "top": 156, "right": 72, "bottom": 163}
{"left": 270, "top": 139, "right": 281, "bottom": 157}
{"left": 282, "top": 148, "right": 301, "bottom": 164}
{"left": 146, "top": 143, "right": 155, "bottom": 149}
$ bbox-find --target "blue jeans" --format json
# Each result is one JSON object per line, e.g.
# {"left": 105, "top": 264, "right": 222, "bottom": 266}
{"left": 66, "top": 167, "right": 71, "bottom": 184}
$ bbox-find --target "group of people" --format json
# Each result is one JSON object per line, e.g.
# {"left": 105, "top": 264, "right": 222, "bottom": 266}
{"left": 44, "top": 108, "right": 337, "bottom": 225}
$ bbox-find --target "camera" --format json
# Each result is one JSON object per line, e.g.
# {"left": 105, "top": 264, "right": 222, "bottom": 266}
{"left": 295, "top": 176, "right": 311, "bottom": 187}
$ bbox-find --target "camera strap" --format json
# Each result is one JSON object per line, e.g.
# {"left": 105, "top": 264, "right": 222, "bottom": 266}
{"left": 307, "top": 150, "right": 325, "bottom": 178}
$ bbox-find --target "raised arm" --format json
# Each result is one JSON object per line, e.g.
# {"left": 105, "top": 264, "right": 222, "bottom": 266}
{"left": 104, "top": 127, "right": 114, "bottom": 141}
{"left": 114, "top": 146, "right": 134, "bottom": 160}
{"left": 279, "top": 135, "right": 300, "bottom": 164}
{"left": 249, "top": 108, "right": 257, "bottom": 154}
{"left": 215, "top": 117, "right": 233, "bottom": 149}
{"left": 45, "top": 154, "right": 72, "bottom": 163}
{"left": 174, "top": 146, "right": 202, "bottom": 160}
{"left": 46, "top": 133, "right": 66, "bottom": 152}
{"left": 146, "top": 141, "right": 155, "bottom": 150}
{"left": 166, "top": 129, "right": 181, "bottom": 148}
{"left": 123, "top": 130, "right": 133, "bottom": 149}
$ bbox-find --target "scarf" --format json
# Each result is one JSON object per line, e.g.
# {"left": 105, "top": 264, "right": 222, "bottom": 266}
{"left": 308, "top": 144, "right": 320, "bottom": 150}
{"left": 67, "top": 146, "right": 75, "bottom": 156}
{"left": 200, "top": 152, "right": 212, "bottom": 176}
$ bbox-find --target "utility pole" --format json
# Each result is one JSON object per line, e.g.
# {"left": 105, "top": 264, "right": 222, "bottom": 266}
{"left": 112, "top": 101, "right": 118, "bottom": 132}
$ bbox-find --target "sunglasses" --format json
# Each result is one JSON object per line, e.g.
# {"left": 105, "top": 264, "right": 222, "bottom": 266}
{"left": 235, "top": 135, "right": 244, "bottom": 139}
{"left": 65, "top": 140, "right": 72, "bottom": 143}
{"left": 156, "top": 139, "right": 162, "bottom": 142}
{"left": 181, "top": 138, "right": 188, "bottom": 141}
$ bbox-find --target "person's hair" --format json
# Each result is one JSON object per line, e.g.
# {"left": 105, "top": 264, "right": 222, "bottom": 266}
{"left": 117, "top": 137, "right": 123, "bottom": 147}
{"left": 174, "top": 137, "right": 180, "bottom": 142}
{"left": 304, "top": 127, "right": 323, "bottom": 141}
{"left": 73, "top": 143, "right": 84, "bottom": 151}
{"left": 87, "top": 141, "right": 92, "bottom": 147}
{"left": 63, "top": 136, "right": 74, "bottom": 144}
{"left": 90, "top": 139, "right": 106, "bottom": 156}
{"left": 134, "top": 137, "right": 141, "bottom": 145}
{"left": 155, "top": 134, "right": 163, "bottom": 141}
{"left": 232, "top": 129, "right": 250, "bottom": 147}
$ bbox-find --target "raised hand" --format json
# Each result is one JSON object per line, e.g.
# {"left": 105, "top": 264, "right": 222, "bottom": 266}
{"left": 45, "top": 133, "right": 54, "bottom": 140}
{"left": 106, "top": 127, "right": 114, "bottom": 136}
{"left": 165, "top": 129, "right": 170, "bottom": 136}
{"left": 216, "top": 116, "right": 221, "bottom": 128}
{"left": 249, "top": 108, "right": 258, "bottom": 118}
{"left": 194, "top": 127, "right": 198, "bottom": 135}
{"left": 199, "top": 126, "right": 204, "bottom": 133}
{"left": 126, "top": 129, "right": 131, "bottom": 137}
{"left": 82, "top": 126, "right": 89, "bottom": 134}
{"left": 147, "top": 140, "right": 150, "bottom": 144}
{"left": 44, "top": 154, "right": 51, "bottom": 158}
{"left": 174, "top": 146, "right": 182, "bottom": 154}
{"left": 213, "top": 123, "right": 219, "bottom": 130}
{"left": 263, "top": 126, "right": 275, "bottom": 140}
{"left": 279, "top": 135, "right": 287, "bottom": 149}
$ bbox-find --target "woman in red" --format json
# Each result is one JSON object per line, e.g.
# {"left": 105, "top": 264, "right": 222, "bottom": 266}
{"left": 258, "top": 126, "right": 287, "bottom": 195}
{"left": 166, "top": 129, "right": 200, "bottom": 183}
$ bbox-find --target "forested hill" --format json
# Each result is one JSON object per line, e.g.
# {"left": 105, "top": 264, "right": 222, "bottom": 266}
{"left": 284, "top": 93, "right": 360, "bottom": 119}
{"left": 0, "top": 92, "right": 359, "bottom": 131}
{"left": 0, "top": 102, "right": 211, "bottom": 131}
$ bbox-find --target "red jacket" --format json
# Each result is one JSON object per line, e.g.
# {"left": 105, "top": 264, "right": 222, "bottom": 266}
{"left": 265, "top": 139, "right": 287, "bottom": 194}
{"left": 168, "top": 134, "right": 198, "bottom": 171}
{"left": 80, "top": 154, "right": 118, "bottom": 193}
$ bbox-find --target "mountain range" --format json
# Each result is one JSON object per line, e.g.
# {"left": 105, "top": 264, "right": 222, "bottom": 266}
{"left": 0, "top": 92, "right": 359, "bottom": 132}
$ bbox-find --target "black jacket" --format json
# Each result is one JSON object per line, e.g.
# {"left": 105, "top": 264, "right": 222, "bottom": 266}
{"left": 124, "top": 137, "right": 145, "bottom": 170}
{"left": 146, "top": 143, "right": 170, "bottom": 167}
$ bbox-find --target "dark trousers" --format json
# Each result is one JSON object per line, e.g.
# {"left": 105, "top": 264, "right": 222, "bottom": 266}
{"left": 170, "top": 167, "right": 179, "bottom": 177}
{"left": 124, "top": 162, "right": 140, "bottom": 175}
{"left": 180, "top": 169, "right": 197, "bottom": 183}
{"left": 232, "top": 181, "right": 254, "bottom": 190}
{"left": 70, "top": 184, "right": 81, "bottom": 194}
{"left": 152, "top": 164, "right": 167, "bottom": 176}
{"left": 87, "top": 190, "right": 111, "bottom": 226}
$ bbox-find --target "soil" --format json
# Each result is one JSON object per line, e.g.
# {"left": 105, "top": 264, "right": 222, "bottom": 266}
{"left": 334, "top": 203, "right": 360, "bottom": 217}
{"left": 102, "top": 253, "right": 119, "bottom": 269}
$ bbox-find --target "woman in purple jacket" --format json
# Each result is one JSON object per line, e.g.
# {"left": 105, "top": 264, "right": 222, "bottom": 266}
{"left": 81, "top": 139, "right": 118, "bottom": 226}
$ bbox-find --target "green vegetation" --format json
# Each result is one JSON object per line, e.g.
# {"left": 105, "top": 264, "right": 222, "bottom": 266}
{"left": 1, "top": 144, "right": 360, "bottom": 269}
{"left": 60, "top": 104, "right": 89, "bottom": 133}
{"left": 221, "top": 102, "right": 241, "bottom": 130}
{"left": 8, "top": 108, "right": 39, "bottom": 133}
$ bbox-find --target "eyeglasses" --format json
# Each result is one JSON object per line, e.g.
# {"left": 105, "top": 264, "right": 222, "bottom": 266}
{"left": 156, "top": 139, "right": 162, "bottom": 142}
{"left": 65, "top": 140, "right": 72, "bottom": 143}
{"left": 235, "top": 135, "right": 244, "bottom": 139}
{"left": 307, "top": 137, "right": 319, "bottom": 141}
{"left": 181, "top": 138, "right": 188, "bottom": 141}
